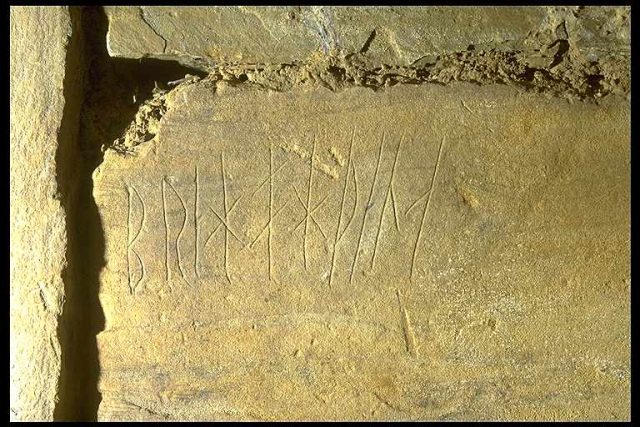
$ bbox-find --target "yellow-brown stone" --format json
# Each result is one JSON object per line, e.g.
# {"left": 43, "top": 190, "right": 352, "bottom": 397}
{"left": 94, "top": 81, "right": 630, "bottom": 421}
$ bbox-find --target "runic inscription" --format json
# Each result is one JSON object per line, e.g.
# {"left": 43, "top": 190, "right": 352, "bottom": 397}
{"left": 95, "top": 83, "right": 630, "bottom": 422}
{"left": 122, "top": 127, "right": 446, "bottom": 293}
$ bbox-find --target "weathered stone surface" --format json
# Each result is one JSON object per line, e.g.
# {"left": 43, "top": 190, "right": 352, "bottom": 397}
{"left": 104, "top": 6, "right": 630, "bottom": 68}
{"left": 94, "top": 81, "right": 629, "bottom": 420}
{"left": 103, "top": 6, "right": 631, "bottom": 102}
{"left": 10, "top": 6, "right": 81, "bottom": 421}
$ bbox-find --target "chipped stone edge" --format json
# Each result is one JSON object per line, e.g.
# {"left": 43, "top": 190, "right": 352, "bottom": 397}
{"left": 107, "top": 45, "right": 629, "bottom": 155}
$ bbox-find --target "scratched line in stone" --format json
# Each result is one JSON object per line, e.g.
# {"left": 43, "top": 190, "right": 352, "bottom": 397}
{"left": 122, "top": 130, "right": 446, "bottom": 292}
{"left": 338, "top": 163, "right": 358, "bottom": 243}
{"left": 410, "top": 135, "right": 446, "bottom": 283}
{"left": 350, "top": 130, "right": 385, "bottom": 284}
{"left": 303, "top": 133, "right": 317, "bottom": 271}
{"left": 165, "top": 178, "right": 191, "bottom": 286}
{"left": 126, "top": 184, "right": 146, "bottom": 294}
{"left": 371, "top": 130, "right": 405, "bottom": 272}
{"left": 194, "top": 165, "right": 200, "bottom": 278}
{"left": 268, "top": 143, "right": 274, "bottom": 280}
{"left": 238, "top": 152, "right": 292, "bottom": 279}
{"left": 221, "top": 152, "right": 232, "bottom": 284}
{"left": 329, "top": 126, "right": 357, "bottom": 288}
{"left": 205, "top": 155, "right": 290, "bottom": 250}
{"left": 161, "top": 177, "right": 170, "bottom": 284}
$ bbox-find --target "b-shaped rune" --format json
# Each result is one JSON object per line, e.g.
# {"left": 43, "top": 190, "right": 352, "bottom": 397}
{"left": 126, "top": 185, "right": 146, "bottom": 294}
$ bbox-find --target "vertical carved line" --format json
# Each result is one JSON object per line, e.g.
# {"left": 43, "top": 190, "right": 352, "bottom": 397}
{"left": 129, "top": 186, "right": 146, "bottom": 293}
{"left": 338, "top": 164, "right": 359, "bottom": 242}
{"left": 371, "top": 130, "right": 405, "bottom": 271}
{"left": 126, "top": 186, "right": 132, "bottom": 294}
{"left": 410, "top": 135, "right": 446, "bottom": 283}
{"left": 194, "top": 165, "right": 199, "bottom": 279}
{"left": 162, "top": 177, "right": 170, "bottom": 283}
{"left": 221, "top": 152, "right": 231, "bottom": 284}
{"left": 268, "top": 143, "right": 273, "bottom": 281}
{"left": 166, "top": 179, "right": 189, "bottom": 285}
{"left": 246, "top": 200, "right": 288, "bottom": 251}
{"left": 127, "top": 185, "right": 147, "bottom": 294}
{"left": 396, "top": 288, "right": 418, "bottom": 357}
{"left": 248, "top": 158, "right": 290, "bottom": 201}
{"left": 350, "top": 130, "right": 385, "bottom": 284}
{"left": 303, "top": 133, "right": 317, "bottom": 271}
{"left": 329, "top": 126, "right": 356, "bottom": 288}
{"left": 391, "top": 184, "right": 400, "bottom": 233}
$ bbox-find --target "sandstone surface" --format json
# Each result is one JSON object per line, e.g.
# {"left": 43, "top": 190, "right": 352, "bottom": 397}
{"left": 104, "top": 6, "right": 630, "bottom": 69}
{"left": 103, "top": 6, "right": 630, "bottom": 101}
{"left": 10, "top": 6, "right": 82, "bottom": 421}
{"left": 9, "top": 5, "right": 630, "bottom": 422}
{"left": 94, "top": 81, "right": 630, "bottom": 421}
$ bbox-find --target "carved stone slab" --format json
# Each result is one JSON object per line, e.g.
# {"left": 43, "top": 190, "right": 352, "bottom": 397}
{"left": 94, "top": 82, "right": 629, "bottom": 420}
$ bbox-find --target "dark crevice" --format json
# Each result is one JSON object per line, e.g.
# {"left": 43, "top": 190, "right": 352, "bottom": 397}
{"left": 549, "top": 39, "right": 570, "bottom": 69}
{"left": 53, "top": 5, "right": 95, "bottom": 422}
{"left": 54, "top": 6, "right": 206, "bottom": 421}
{"left": 53, "top": 5, "right": 106, "bottom": 421}
{"left": 359, "top": 29, "right": 377, "bottom": 54}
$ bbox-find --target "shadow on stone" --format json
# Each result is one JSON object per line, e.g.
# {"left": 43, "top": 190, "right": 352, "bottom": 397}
{"left": 54, "top": 6, "right": 206, "bottom": 421}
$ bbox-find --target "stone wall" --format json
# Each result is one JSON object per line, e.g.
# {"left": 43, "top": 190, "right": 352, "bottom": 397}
{"left": 10, "top": 6, "right": 83, "bottom": 421}
{"left": 9, "top": 6, "right": 630, "bottom": 421}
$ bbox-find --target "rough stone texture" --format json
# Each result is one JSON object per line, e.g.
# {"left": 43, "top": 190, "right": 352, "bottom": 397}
{"left": 94, "top": 81, "right": 629, "bottom": 421}
{"left": 10, "top": 6, "right": 81, "bottom": 421}
{"left": 8, "top": 5, "right": 630, "bottom": 422}
{"left": 104, "top": 6, "right": 630, "bottom": 68}
{"left": 103, "top": 6, "right": 630, "bottom": 101}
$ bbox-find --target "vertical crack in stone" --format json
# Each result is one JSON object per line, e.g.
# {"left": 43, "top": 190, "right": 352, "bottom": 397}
{"left": 139, "top": 7, "right": 168, "bottom": 54}
{"left": 53, "top": 6, "right": 103, "bottom": 421}
{"left": 51, "top": 6, "right": 207, "bottom": 420}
